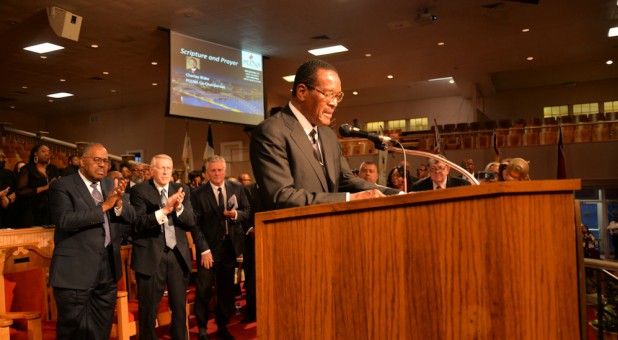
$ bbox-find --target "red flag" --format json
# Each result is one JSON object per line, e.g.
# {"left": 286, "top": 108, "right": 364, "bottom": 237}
{"left": 557, "top": 125, "right": 566, "bottom": 179}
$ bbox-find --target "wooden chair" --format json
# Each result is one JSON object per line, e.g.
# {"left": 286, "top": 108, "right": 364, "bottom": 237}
{"left": 111, "top": 245, "right": 138, "bottom": 340}
{"left": 0, "top": 318, "right": 11, "bottom": 340}
{"left": 0, "top": 244, "right": 54, "bottom": 340}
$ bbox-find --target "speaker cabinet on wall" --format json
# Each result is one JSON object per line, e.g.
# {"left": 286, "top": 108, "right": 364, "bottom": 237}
{"left": 47, "top": 6, "right": 82, "bottom": 42}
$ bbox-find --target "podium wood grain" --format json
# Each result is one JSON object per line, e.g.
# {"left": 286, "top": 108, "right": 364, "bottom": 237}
{"left": 255, "top": 180, "right": 581, "bottom": 339}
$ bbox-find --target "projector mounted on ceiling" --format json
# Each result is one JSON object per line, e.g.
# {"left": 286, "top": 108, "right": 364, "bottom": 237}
{"left": 47, "top": 6, "right": 82, "bottom": 42}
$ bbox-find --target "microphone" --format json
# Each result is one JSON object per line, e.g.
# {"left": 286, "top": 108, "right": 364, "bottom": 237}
{"left": 339, "top": 124, "right": 392, "bottom": 144}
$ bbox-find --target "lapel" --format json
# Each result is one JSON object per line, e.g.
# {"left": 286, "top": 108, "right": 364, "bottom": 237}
{"left": 205, "top": 182, "right": 218, "bottom": 211}
{"left": 72, "top": 173, "right": 97, "bottom": 208}
{"left": 283, "top": 108, "right": 328, "bottom": 191}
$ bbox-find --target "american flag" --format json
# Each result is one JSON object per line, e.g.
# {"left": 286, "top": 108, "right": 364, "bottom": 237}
{"left": 433, "top": 119, "right": 442, "bottom": 155}
{"left": 557, "top": 125, "right": 566, "bottom": 179}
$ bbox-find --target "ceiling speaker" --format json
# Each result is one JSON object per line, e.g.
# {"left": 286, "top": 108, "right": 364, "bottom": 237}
{"left": 47, "top": 6, "right": 82, "bottom": 41}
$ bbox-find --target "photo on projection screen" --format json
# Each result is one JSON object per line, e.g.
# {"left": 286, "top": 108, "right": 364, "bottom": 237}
{"left": 168, "top": 31, "right": 265, "bottom": 126}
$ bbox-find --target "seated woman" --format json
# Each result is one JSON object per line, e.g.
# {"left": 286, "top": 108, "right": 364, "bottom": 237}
{"left": 386, "top": 166, "right": 413, "bottom": 192}
{"left": 15, "top": 144, "right": 60, "bottom": 227}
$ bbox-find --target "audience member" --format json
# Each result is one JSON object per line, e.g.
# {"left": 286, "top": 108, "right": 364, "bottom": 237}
{"left": 16, "top": 144, "right": 60, "bottom": 227}
{"left": 460, "top": 158, "right": 476, "bottom": 181}
{"left": 143, "top": 165, "right": 153, "bottom": 181}
{"left": 189, "top": 170, "right": 203, "bottom": 189}
{"left": 119, "top": 163, "right": 131, "bottom": 180}
{"left": 250, "top": 59, "right": 399, "bottom": 210}
{"left": 0, "top": 152, "right": 16, "bottom": 227}
{"left": 358, "top": 161, "right": 379, "bottom": 184}
{"left": 60, "top": 154, "right": 80, "bottom": 177}
{"left": 412, "top": 157, "right": 471, "bottom": 191}
{"left": 386, "top": 166, "right": 413, "bottom": 192}
{"left": 582, "top": 224, "right": 599, "bottom": 258}
{"left": 608, "top": 215, "right": 618, "bottom": 259}
{"left": 191, "top": 156, "right": 250, "bottom": 340}
{"left": 130, "top": 154, "right": 196, "bottom": 340}
{"left": 239, "top": 172, "right": 252, "bottom": 187}
{"left": 129, "top": 163, "right": 145, "bottom": 188}
{"left": 227, "top": 176, "right": 238, "bottom": 182}
{"left": 498, "top": 158, "right": 530, "bottom": 181}
{"left": 107, "top": 170, "right": 124, "bottom": 181}
{"left": 416, "top": 164, "right": 429, "bottom": 180}
{"left": 48, "top": 143, "right": 134, "bottom": 339}
{"left": 239, "top": 173, "right": 258, "bottom": 324}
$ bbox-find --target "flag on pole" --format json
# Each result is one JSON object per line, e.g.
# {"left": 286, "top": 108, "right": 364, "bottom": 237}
{"left": 432, "top": 119, "right": 442, "bottom": 155}
{"left": 182, "top": 127, "right": 194, "bottom": 183}
{"left": 557, "top": 125, "right": 566, "bottom": 179}
{"left": 203, "top": 124, "right": 215, "bottom": 162}
{"left": 493, "top": 131, "right": 500, "bottom": 162}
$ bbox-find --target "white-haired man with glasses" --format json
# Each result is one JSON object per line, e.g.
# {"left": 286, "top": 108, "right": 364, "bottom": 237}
{"left": 412, "top": 157, "right": 470, "bottom": 191}
{"left": 250, "top": 59, "right": 400, "bottom": 211}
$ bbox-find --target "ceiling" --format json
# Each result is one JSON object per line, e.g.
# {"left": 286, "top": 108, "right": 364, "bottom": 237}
{"left": 1, "top": 0, "right": 617, "bottom": 118}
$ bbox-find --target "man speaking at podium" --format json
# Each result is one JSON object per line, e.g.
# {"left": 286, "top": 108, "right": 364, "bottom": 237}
{"left": 250, "top": 60, "right": 399, "bottom": 211}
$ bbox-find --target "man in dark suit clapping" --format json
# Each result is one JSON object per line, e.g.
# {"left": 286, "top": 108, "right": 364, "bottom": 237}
{"left": 191, "top": 155, "right": 250, "bottom": 340}
{"left": 130, "top": 154, "right": 196, "bottom": 340}
{"left": 49, "top": 143, "right": 134, "bottom": 339}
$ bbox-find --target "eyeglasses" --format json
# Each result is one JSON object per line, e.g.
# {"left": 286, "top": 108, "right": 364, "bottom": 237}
{"left": 83, "top": 157, "right": 110, "bottom": 165}
{"left": 305, "top": 84, "right": 344, "bottom": 103}
{"left": 429, "top": 166, "right": 448, "bottom": 173}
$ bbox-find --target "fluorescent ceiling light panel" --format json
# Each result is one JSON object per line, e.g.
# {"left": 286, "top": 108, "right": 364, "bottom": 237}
{"left": 308, "top": 45, "right": 348, "bottom": 56}
{"left": 609, "top": 27, "right": 618, "bottom": 37}
{"left": 47, "top": 92, "right": 73, "bottom": 98}
{"left": 282, "top": 75, "right": 295, "bottom": 82}
{"left": 24, "top": 42, "right": 64, "bottom": 54}
{"left": 428, "top": 76, "right": 454, "bottom": 82}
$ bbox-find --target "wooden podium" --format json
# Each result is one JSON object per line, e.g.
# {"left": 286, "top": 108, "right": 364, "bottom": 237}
{"left": 255, "top": 179, "right": 582, "bottom": 339}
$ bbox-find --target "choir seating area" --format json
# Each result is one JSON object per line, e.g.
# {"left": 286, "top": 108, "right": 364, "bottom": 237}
{"left": 339, "top": 113, "right": 618, "bottom": 156}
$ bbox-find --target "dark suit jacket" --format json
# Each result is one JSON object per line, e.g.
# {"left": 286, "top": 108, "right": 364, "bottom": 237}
{"left": 129, "top": 179, "right": 196, "bottom": 276}
{"left": 191, "top": 180, "right": 249, "bottom": 259}
{"left": 411, "top": 175, "right": 471, "bottom": 192}
{"left": 48, "top": 173, "right": 135, "bottom": 290}
{"left": 250, "top": 105, "right": 400, "bottom": 210}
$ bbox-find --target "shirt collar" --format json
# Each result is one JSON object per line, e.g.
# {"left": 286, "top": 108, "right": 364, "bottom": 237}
{"left": 289, "top": 101, "right": 317, "bottom": 137}
{"left": 78, "top": 170, "right": 97, "bottom": 188}
{"left": 154, "top": 182, "right": 169, "bottom": 194}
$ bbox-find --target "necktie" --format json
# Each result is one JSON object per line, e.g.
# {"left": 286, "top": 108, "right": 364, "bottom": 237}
{"left": 160, "top": 189, "right": 177, "bottom": 249}
{"left": 91, "top": 183, "right": 111, "bottom": 247}
{"left": 436, "top": 185, "right": 442, "bottom": 190}
{"left": 218, "top": 187, "right": 229, "bottom": 235}
{"left": 309, "top": 129, "right": 323, "bottom": 164}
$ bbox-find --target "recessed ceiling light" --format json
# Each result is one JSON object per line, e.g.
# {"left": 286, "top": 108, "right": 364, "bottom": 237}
{"left": 607, "top": 60, "right": 614, "bottom": 65}
{"left": 59, "top": 79, "right": 66, "bottom": 82}
{"left": 609, "top": 27, "right": 618, "bottom": 37}
{"left": 111, "top": 89, "right": 116, "bottom": 92}
{"left": 365, "top": 53, "right": 372, "bottom": 57}
{"left": 91, "top": 44, "right": 99, "bottom": 48}
{"left": 152, "top": 83, "right": 158, "bottom": 86}
{"left": 103, "top": 71, "right": 109, "bottom": 75}
{"left": 9, "top": 106, "right": 15, "bottom": 109}
{"left": 449, "top": 79, "right": 455, "bottom": 84}
{"left": 47, "top": 92, "right": 73, "bottom": 99}
{"left": 428, "top": 76, "right": 453, "bottom": 82}
{"left": 24, "top": 42, "right": 64, "bottom": 54}
{"left": 282, "top": 75, "right": 295, "bottom": 82}
{"left": 21, "top": 86, "right": 28, "bottom": 89}
{"left": 526, "top": 56, "right": 534, "bottom": 61}
{"left": 353, "top": 91, "right": 359, "bottom": 95}
{"left": 308, "top": 45, "right": 348, "bottom": 56}
{"left": 151, "top": 61, "right": 158, "bottom": 65}
{"left": 522, "top": 28, "right": 530, "bottom": 33}
{"left": 437, "top": 42, "right": 445, "bottom": 46}
{"left": 40, "top": 56, "right": 47, "bottom": 59}
{"left": 48, "top": 99, "right": 54, "bottom": 102}
{"left": 387, "top": 75, "right": 394, "bottom": 79}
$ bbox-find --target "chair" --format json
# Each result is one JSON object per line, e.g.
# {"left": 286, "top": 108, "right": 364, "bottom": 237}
{"left": 111, "top": 245, "right": 138, "bottom": 340}
{"left": 0, "top": 318, "right": 11, "bottom": 340}
{"left": 0, "top": 244, "right": 54, "bottom": 340}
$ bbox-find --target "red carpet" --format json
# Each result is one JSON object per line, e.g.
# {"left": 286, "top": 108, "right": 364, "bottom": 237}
{"left": 157, "top": 294, "right": 257, "bottom": 340}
